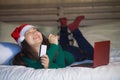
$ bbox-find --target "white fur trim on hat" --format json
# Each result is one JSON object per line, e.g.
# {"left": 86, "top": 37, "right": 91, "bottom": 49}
{"left": 18, "top": 25, "right": 34, "bottom": 45}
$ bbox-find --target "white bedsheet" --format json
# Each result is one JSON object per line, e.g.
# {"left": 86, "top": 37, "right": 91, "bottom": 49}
{"left": 0, "top": 48, "right": 120, "bottom": 80}
{"left": 0, "top": 62, "right": 120, "bottom": 80}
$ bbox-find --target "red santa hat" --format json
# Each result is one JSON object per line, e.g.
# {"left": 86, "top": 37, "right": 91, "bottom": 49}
{"left": 11, "top": 24, "right": 34, "bottom": 46}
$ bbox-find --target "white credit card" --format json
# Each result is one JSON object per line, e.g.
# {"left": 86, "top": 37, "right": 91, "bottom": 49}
{"left": 39, "top": 45, "right": 47, "bottom": 57}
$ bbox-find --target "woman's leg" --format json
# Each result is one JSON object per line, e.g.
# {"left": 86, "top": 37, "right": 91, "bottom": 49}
{"left": 68, "top": 16, "right": 93, "bottom": 60}
{"left": 59, "top": 17, "right": 69, "bottom": 48}
{"left": 59, "top": 17, "right": 87, "bottom": 61}
{"left": 72, "top": 29, "right": 93, "bottom": 60}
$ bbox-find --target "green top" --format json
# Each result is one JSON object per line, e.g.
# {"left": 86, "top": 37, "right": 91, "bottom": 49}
{"left": 23, "top": 44, "right": 75, "bottom": 69}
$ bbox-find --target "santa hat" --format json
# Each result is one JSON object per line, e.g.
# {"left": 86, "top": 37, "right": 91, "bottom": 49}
{"left": 11, "top": 24, "right": 34, "bottom": 46}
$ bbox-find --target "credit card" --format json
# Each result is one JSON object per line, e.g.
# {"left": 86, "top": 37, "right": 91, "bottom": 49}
{"left": 39, "top": 45, "right": 47, "bottom": 57}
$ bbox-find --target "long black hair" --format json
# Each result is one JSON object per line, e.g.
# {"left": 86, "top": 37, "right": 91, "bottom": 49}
{"left": 12, "top": 33, "right": 50, "bottom": 66}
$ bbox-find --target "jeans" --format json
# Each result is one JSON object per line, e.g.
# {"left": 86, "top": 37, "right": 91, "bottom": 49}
{"left": 59, "top": 27, "right": 93, "bottom": 61}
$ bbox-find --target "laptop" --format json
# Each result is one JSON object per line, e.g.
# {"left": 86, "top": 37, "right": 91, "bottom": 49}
{"left": 71, "top": 40, "right": 110, "bottom": 68}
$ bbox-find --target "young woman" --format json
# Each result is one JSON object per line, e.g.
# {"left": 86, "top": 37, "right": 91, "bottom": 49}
{"left": 11, "top": 16, "right": 93, "bottom": 69}
{"left": 11, "top": 24, "right": 75, "bottom": 69}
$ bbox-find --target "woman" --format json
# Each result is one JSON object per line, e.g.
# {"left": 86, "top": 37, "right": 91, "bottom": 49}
{"left": 11, "top": 24, "right": 75, "bottom": 69}
{"left": 11, "top": 16, "right": 93, "bottom": 69}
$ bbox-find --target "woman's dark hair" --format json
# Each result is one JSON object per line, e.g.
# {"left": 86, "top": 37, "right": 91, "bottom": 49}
{"left": 13, "top": 33, "right": 50, "bottom": 66}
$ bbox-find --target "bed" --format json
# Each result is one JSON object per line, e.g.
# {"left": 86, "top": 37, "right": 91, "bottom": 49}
{"left": 0, "top": 21, "right": 120, "bottom": 80}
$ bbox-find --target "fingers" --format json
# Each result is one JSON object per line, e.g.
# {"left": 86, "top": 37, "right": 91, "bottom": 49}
{"left": 41, "top": 55, "right": 49, "bottom": 68}
{"left": 41, "top": 55, "right": 48, "bottom": 62}
{"left": 48, "top": 34, "right": 58, "bottom": 39}
{"left": 48, "top": 34, "right": 59, "bottom": 45}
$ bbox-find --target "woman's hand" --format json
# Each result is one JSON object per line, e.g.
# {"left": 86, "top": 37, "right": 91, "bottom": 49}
{"left": 48, "top": 34, "right": 59, "bottom": 45}
{"left": 41, "top": 54, "right": 49, "bottom": 69}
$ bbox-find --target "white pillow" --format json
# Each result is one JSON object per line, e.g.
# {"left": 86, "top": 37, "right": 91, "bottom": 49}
{"left": 0, "top": 22, "right": 20, "bottom": 43}
{"left": 0, "top": 42, "right": 21, "bottom": 65}
{"left": 80, "top": 21, "right": 120, "bottom": 48}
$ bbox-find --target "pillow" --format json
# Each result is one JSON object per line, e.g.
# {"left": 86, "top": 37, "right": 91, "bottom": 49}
{"left": 80, "top": 21, "right": 120, "bottom": 48}
{"left": 0, "top": 42, "right": 21, "bottom": 65}
{"left": 110, "top": 48, "right": 120, "bottom": 62}
{"left": 0, "top": 22, "right": 20, "bottom": 43}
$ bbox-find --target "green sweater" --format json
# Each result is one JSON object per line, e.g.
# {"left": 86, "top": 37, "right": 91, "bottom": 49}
{"left": 23, "top": 44, "right": 75, "bottom": 69}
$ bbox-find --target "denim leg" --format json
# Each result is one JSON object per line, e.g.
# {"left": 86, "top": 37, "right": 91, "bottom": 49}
{"left": 59, "top": 27, "right": 86, "bottom": 61}
{"left": 59, "top": 27, "right": 69, "bottom": 48}
{"left": 72, "top": 29, "right": 94, "bottom": 60}
{"left": 63, "top": 45, "right": 87, "bottom": 61}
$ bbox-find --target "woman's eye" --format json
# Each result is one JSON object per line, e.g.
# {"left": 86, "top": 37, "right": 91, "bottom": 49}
{"left": 25, "top": 28, "right": 39, "bottom": 35}
{"left": 26, "top": 32, "right": 32, "bottom": 35}
{"left": 36, "top": 29, "right": 40, "bottom": 32}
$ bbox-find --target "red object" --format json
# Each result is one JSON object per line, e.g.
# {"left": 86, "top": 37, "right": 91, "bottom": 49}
{"left": 93, "top": 40, "right": 110, "bottom": 67}
{"left": 11, "top": 24, "right": 28, "bottom": 43}
{"left": 68, "top": 16, "right": 85, "bottom": 31}
{"left": 59, "top": 17, "right": 67, "bottom": 27}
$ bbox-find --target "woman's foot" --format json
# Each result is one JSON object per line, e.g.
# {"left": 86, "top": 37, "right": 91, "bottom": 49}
{"left": 68, "top": 16, "right": 85, "bottom": 31}
{"left": 59, "top": 17, "right": 67, "bottom": 27}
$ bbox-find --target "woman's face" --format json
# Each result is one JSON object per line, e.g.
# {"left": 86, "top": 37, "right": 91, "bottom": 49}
{"left": 24, "top": 27, "right": 43, "bottom": 46}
